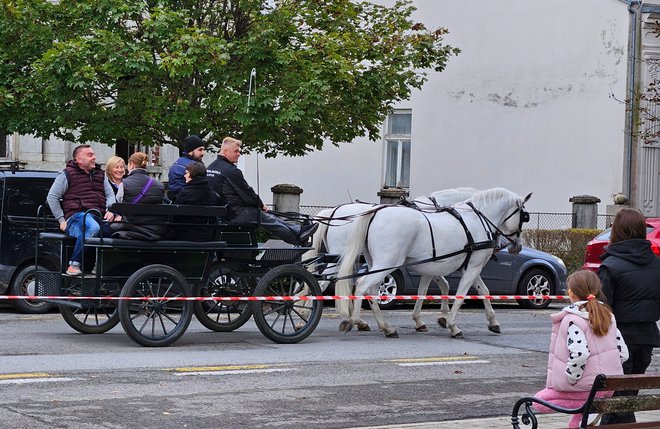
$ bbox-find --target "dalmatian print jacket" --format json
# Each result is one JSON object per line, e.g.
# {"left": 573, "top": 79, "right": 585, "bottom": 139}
{"left": 563, "top": 302, "right": 629, "bottom": 384}
{"left": 545, "top": 302, "right": 628, "bottom": 392}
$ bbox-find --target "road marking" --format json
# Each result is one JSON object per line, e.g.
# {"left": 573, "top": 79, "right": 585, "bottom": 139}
{"left": 167, "top": 364, "right": 294, "bottom": 377}
{"left": 388, "top": 356, "right": 491, "bottom": 367}
{"left": 0, "top": 372, "right": 51, "bottom": 380}
{"left": 173, "top": 368, "right": 294, "bottom": 376}
{"left": 0, "top": 373, "right": 79, "bottom": 385}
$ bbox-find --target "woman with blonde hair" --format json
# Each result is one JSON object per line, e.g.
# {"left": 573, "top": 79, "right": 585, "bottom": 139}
{"left": 112, "top": 152, "right": 166, "bottom": 240}
{"left": 531, "top": 270, "right": 628, "bottom": 428}
{"left": 105, "top": 155, "right": 126, "bottom": 195}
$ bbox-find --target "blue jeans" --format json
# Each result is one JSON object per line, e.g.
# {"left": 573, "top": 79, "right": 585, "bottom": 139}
{"left": 65, "top": 212, "right": 101, "bottom": 265}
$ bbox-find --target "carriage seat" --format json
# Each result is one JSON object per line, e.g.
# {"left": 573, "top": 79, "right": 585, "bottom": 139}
{"left": 84, "top": 237, "right": 227, "bottom": 250}
{"left": 39, "top": 232, "right": 74, "bottom": 243}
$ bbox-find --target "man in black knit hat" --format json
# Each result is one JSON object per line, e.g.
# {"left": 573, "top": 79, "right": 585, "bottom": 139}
{"left": 167, "top": 135, "right": 206, "bottom": 201}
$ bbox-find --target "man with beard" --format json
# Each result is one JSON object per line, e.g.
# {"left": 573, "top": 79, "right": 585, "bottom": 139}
{"left": 167, "top": 135, "right": 206, "bottom": 201}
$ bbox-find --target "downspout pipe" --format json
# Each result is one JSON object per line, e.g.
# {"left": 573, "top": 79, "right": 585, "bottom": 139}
{"left": 624, "top": 0, "right": 641, "bottom": 202}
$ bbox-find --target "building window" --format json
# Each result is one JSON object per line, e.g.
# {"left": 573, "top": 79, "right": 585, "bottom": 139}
{"left": 383, "top": 111, "right": 411, "bottom": 188}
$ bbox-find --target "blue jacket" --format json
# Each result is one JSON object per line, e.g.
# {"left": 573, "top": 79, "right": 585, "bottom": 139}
{"left": 167, "top": 154, "right": 197, "bottom": 195}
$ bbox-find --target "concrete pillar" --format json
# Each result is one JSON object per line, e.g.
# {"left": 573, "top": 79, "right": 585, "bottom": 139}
{"left": 569, "top": 195, "right": 601, "bottom": 229}
{"left": 377, "top": 187, "right": 409, "bottom": 204}
{"left": 271, "top": 183, "right": 302, "bottom": 213}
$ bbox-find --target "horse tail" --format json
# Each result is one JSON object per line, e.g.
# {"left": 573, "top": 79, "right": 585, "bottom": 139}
{"left": 302, "top": 208, "right": 332, "bottom": 261}
{"left": 335, "top": 212, "right": 374, "bottom": 317}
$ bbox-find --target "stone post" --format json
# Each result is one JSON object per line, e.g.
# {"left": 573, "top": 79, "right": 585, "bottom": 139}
{"left": 271, "top": 183, "right": 303, "bottom": 213}
{"left": 377, "top": 187, "right": 409, "bottom": 204}
{"left": 569, "top": 195, "right": 601, "bottom": 229}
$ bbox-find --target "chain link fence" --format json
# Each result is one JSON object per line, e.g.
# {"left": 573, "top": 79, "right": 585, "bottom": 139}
{"left": 299, "top": 206, "right": 613, "bottom": 232}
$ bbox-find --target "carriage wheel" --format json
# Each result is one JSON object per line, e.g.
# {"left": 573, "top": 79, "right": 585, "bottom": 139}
{"left": 251, "top": 264, "right": 322, "bottom": 344}
{"left": 118, "top": 265, "right": 193, "bottom": 347}
{"left": 59, "top": 283, "right": 120, "bottom": 334}
{"left": 193, "top": 264, "right": 254, "bottom": 332}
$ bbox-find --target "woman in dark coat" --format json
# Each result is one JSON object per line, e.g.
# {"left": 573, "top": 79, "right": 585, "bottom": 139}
{"left": 598, "top": 208, "right": 660, "bottom": 425}
{"left": 112, "top": 152, "right": 167, "bottom": 240}
{"left": 171, "top": 162, "right": 222, "bottom": 241}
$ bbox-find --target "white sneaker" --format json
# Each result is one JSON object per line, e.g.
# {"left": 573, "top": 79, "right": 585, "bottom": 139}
{"left": 65, "top": 265, "right": 82, "bottom": 276}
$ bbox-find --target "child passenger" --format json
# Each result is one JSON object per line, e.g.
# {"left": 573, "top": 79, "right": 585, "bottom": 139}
{"left": 170, "top": 162, "right": 222, "bottom": 241}
{"left": 532, "top": 270, "right": 628, "bottom": 428}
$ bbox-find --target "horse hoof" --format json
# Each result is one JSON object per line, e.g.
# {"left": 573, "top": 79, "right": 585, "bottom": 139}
{"left": 357, "top": 323, "right": 371, "bottom": 331}
{"left": 451, "top": 332, "right": 464, "bottom": 339}
{"left": 437, "top": 318, "right": 447, "bottom": 329}
{"left": 339, "top": 320, "right": 353, "bottom": 333}
{"left": 385, "top": 331, "right": 399, "bottom": 338}
{"left": 488, "top": 325, "right": 501, "bottom": 334}
{"left": 415, "top": 325, "right": 428, "bottom": 332}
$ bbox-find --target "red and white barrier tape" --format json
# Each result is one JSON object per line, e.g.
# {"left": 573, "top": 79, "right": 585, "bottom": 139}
{"left": 0, "top": 294, "right": 569, "bottom": 302}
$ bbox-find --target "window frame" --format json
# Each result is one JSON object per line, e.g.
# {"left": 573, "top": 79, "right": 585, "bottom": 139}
{"left": 382, "top": 110, "right": 412, "bottom": 189}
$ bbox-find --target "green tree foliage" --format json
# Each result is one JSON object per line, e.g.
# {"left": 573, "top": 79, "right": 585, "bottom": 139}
{"left": 0, "top": 0, "right": 459, "bottom": 154}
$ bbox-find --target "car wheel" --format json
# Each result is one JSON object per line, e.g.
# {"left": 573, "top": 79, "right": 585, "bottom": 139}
{"left": 9, "top": 265, "right": 54, "bottom": 314}
{"left": 516, "top": 268, "right": 553, "bottom": 309}
{"left": 362, "top": 270, "right": 404, "bottom": 310}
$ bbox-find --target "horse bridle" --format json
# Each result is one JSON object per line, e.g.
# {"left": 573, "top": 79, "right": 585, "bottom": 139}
{"left": 467, "top": 192, "right": 531, "bottom": 247}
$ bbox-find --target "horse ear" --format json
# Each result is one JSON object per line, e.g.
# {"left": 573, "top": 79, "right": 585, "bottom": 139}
{"left": 523, "top": 192, "right": 533, "bottom": 203}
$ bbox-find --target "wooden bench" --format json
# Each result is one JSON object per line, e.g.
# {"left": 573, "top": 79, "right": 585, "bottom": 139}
{"left": 511, "top": 373, "right": 660, "bottom": 428}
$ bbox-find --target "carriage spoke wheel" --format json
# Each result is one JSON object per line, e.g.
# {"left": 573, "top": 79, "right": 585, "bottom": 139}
{"left": 59, "top": 283, "right": 120, "bottom": 334}
{"left": 193, "top": 264, "right": 254, "bottom": 332}
{"left": 118, "top": 265, "right": 193, "bottom": 347}
{"left": 251, "top": 264, "right": 322, "bottom": 344}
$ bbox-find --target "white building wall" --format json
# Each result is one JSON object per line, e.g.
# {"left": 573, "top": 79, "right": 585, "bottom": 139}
{"left": 241, "top": 0, "right": 630, "bottom": 213}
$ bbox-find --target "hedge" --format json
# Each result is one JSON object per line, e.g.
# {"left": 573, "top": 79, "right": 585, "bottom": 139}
{"left": 522, "top": 228, "right": 601, "bottom": 274}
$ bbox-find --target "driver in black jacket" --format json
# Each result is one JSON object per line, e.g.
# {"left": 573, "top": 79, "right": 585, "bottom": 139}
{"left": 207, "top": 137, "right": 317, "bottom": 245}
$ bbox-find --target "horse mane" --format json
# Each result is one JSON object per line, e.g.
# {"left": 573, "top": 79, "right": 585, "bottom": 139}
{"left": 465, "top": 187, "right": 520, "bottom": 213}
{"left": 429, "top": 187, "right": 479, "bottom": 206}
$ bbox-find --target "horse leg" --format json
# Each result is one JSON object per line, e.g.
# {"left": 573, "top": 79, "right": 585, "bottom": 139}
{"left": 474, "top": 276, "right": 500, "bottom": 334}
{"left": 352, "top": 273, "right": 397, "bottom": 337}
{"left": 412, "top": 275, "right": 433, "bottom": 332}
{"left": 446, "top": 270, "right": 481, "bottom": 338}
{"left": 369, "top": 301, "right": 398, "bottom": 338}
{"left": 339, "top": 277, "right": 370, "bottom": 333}
{"left": 434, "top": 276, "right": 450, "bottom": 329}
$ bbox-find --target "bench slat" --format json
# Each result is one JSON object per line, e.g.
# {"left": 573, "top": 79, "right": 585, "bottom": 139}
{"left": 600, "top": 375, "right": 660, "bottom": 391}
{"left": 590, "top": 395, "right": 660, "bottom": 414}
{"left": 110, "top": 203, "right": 228, "bottom": 218}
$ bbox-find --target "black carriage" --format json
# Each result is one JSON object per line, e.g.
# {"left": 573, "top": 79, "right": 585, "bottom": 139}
{"left": 34, "top": 203, "right": 323, "bottom": 347}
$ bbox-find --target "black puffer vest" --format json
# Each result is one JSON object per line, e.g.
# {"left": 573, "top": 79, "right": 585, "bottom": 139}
{"left": 62, "top": 160, "right": 107, "bottom": 219}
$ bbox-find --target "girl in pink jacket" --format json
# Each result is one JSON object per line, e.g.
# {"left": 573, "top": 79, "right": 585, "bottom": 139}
{"left": 533, "top": 270, "right": 629, "bottom": 428}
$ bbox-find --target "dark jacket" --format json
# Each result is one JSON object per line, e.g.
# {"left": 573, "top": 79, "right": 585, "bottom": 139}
{"left": 167, "top": 154, "right": 197, "bottom": 197}
{"left": 112, "top": 168, "right": 167, "bottom": 240}
{"left": 169, "top": 176, "right": 222, "bottom": 241}
{"left": 62, "top": 160, "right": 107, "bottom": 219}
{"left": 207, "top": 155, "right": 259, "bottom": 220}
{"left": 598, "top": 238, "right": 660, "bottom": 346}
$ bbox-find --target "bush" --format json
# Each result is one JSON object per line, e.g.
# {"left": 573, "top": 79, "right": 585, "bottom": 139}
{"left": 522, "top": 228, "right": 601, "bottom": 274}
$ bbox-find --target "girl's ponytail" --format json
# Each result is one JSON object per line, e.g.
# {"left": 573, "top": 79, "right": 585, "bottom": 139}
{"left": 568, "top": 270, "right": 613, "bottom": 337}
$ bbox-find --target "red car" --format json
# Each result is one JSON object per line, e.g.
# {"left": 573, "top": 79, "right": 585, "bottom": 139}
{"left": 582, "top": 217, "right": 660, "bottom": 272}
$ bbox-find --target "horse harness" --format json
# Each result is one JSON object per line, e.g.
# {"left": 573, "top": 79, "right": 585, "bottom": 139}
{"left": 330, "top": 197, "right": 530, "bottom": 282}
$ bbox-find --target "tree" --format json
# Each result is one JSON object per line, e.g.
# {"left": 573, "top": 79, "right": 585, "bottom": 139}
{"left": 0, "top": 0, "right": 459, "bottom": 155}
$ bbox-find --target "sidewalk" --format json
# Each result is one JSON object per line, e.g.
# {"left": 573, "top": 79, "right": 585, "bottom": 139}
{"left": 350, "top": 409, "right": 660, "bottom": 428}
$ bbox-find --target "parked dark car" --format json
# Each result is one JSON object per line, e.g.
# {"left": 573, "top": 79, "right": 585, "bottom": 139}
{"left": 0, "top": 165, "right": 59, "bottom": 313}
{"left": 326, "top": 246, "right": 568, "bottom": 310}
{"left": 582, "top": 217, "right": 660, "bottom": 272}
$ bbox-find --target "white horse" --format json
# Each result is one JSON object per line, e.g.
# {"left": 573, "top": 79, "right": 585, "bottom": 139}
{"left": 305, "top": 188, "right": 504, "bottom": 333}
{"left": 335, "top": 188, "right": 531, "bottom": 338}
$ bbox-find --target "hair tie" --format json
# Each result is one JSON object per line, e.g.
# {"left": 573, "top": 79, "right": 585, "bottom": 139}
{"left": 586, "top": 294, "right": 596, "bottom": 301}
